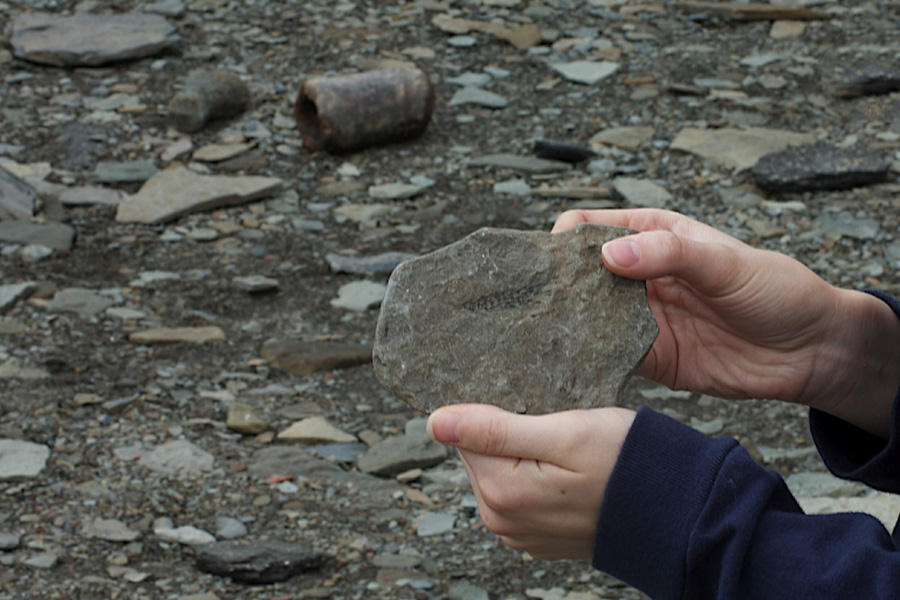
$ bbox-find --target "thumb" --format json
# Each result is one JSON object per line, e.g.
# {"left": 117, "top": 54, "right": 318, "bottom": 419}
{"left": 602, "top": 230, "right": 749, "bottom": 297}
{"left": 427, "top": 404, "right": 567, "bottom": 462}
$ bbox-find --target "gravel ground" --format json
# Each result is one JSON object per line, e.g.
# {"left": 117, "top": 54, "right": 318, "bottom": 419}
{"left": 1, "top": 1, "right": 900, "bottom": 599}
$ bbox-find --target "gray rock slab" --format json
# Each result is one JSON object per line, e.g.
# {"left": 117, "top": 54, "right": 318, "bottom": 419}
{"left": 194, "top": 539, "right": 322, "bottom": 583}
{"left": 752, "top": 142, "right": 893, "bottom": 193}
{"left": 0, "top": 165, "right": 36, "bottom": 220}
{"left": 137, "top": 439, "right": 214, "bottom": 476}
{"left": 92, "top": 160, "right": 159, "bottom": 184}
{"left": 0, "top": 221, "right": 75, "bottom": 250}
{"left": 373, "top": 224, "right": 658, "bottom": 414}
{"left": 671, "top": 127, "right": 815, "bottom": 171}
{"left": 87, "top": 518, "right": 141, "bottom": 542}
{"left": 467, "top": 153, "right": 570, "bottom": 174}
{"left": 248, "top": 446, "right": 346, "bottom": 481}
{"left": 416, "top": 512, "right": 457, "bottom": 537}
{"left": 0, "top": 532, "right": 21, "bottom": 550}
{"left": 326, "top": 251, "right": 417, "bottom": 275}
{"left": 155, "top": 525, "right": 215, "bottom": 545}
{"left": 58, "top": 186, "right": 129, "bottom": 206}
{"left": 612, "top": 177, "right": 673, "bottom": 208}
{"left": 215, "top": 516, "right": 248, "bottom": 540}
{"left": 835, "top": 64, "right": 900, "bottom": 98}
{"left": 45, "top": 288, "right": 114, "bottom": 316}
{"left": 816, "top": 212, "right": 880, "bottom": 240}
{"left": 0, "top": 439, "right": 50, "bottom": 479}
{"left": 116, "top": 166, "right": 282, "bottom": 224}
{"left": 449, "top": 87, "right": 509, "bottom": 108}
{"left": 11, "top": 12, "right": 180, "bottom": 67}
{"left": 232, "top": 275, "right": 279, "bottom": 293}
{"left": 551, "top": 60, "right": 620, "bottom": 85}
{"left": 331, "top": 280, "right": 387, "bottom": 311}
{"left": 260, "top": 340, "right": 373, "bottom": 376}
{"left": 0, "top": 282, "right": 36, "bottom": 313}
{"left": 357, "top": 433, "right": 448, "bottom": 477}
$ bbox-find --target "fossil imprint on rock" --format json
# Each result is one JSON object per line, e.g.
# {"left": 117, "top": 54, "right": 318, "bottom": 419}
{"left": 373, "top": 224, "right": 659, "bottom": 415}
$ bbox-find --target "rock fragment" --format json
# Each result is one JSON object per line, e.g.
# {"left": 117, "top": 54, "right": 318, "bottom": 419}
{"left": 138, "top": 440, "right": 214, "bottom": 476}
{"left": 325, "top": 252, "right": 417, "bottom": 275}
{"left": 226, "top": 403, "right": 270, "bottom": 435}
{"left": 357, "top": 433, "right": 448, "bottom": 476}
{"left": 277, "top": 417, "right": 357, "bottom": 445}
{"left": 11, "top": 13, "right": 180, "bottom": 67}
{"left": 45, "top": 288, "right": 114, "bottom": 316}
{"left": 129, "top": 327, "right": 226, "bottom": 344}
{"left": 467, "top": 153, "right": 570, "bottom": 174}
{"left": 260, "top": 340, "right": 373, "bottom": 375}
{"left": 373, "top": 225, "right": 658, "bottom": 415}
{"left": 168, "top": 70, "right": 252, "bottom": 133}
{"left": 0, "top": 282, "right": 36, "bottom": 313}
{"left": 0, "top": 439, "right": 51, "bottom": 479}
{"left": 551, "top": 61, "right": 620, "bottom": 85}
{"left": 115, "top": 166, "right": 282, "bottom": 224}
{"left": 612, "top": 178, "right": 673, "bottom": 208}
{"left": 671, "top": 127, "right": 815, "bottom": 171}
{"left": 194, "top": 539, "right": 322, "bottom": 584}
{"left": 834, "top": 64, "right": 900, "bottom": 98}
{"left": 0, "top": 165, "right": 36, "bottom": 220}
{"left": 753, "top": 143, "right": 893, "bottom": 193}
{"left": 0, "top": 221, "right": 75, "bottom": 250}
{"left": 87, "top": 519, "right": 141, "bottom": 542}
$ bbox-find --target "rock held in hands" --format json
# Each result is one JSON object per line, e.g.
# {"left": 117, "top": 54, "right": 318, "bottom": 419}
{"left": 373, "top": 224, "right": 658, "bottom": 415}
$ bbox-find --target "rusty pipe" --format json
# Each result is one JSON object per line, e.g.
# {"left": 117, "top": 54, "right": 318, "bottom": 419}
{"left": 294, "top": 68, "right": 435, "bottom": 154}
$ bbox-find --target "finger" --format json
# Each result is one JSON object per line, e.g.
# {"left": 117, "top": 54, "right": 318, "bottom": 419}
{"left": 427, "top": 404, "right": 574, "bottom": 463}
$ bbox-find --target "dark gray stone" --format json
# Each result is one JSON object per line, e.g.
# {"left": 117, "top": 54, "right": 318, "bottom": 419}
{"left": 0, "top": 221, "right": 75, "bottom": 250}
{"left": 835, "top": 64, "right": 900, "bottom": 98}
{"left": 325, "top": 251, "right": 418, "bottom": 275}
{"left": 357, "top": 433, "right": 448, "bottom": 477}
{"left": 373, "top": 224, "right": 658, "bottom": 414}
{"left": 0, "top": 165, "right": 36, "bottom": 221}
{"left": 753, "top": 143, "right": 893, "bottom": 193}
{"left": 194, "top": 539, "right": 322, "bottom": 584}
{"left": 92, "top": 160, "right": 159, "bottom": 184}
{"left": 11, "top": 13, "right": 180, "bottom": 67}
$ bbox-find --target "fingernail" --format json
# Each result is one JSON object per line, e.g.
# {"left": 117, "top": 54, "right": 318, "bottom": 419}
{"left": 602, "top": 239, "right": 641, "bottom": 268}
{"left": 429, "top": 412, "right": 461, "bottom": 445}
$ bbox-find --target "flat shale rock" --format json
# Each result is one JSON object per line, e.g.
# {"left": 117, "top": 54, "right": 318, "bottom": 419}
{"left": 373, "top": 224, "right": 658, "bottom": 414}
{"left": 11, "top": 13, "right": 180, "bottom": 67}
{"left": 753, "top": 142, "right": 893, "bottom": 193}
{"left": 194, "top": 539, "right": 322, "bottom": 584}
{"left": 260, "top": 340, "right": 372, "bottom": 376}
{"left": 834, "top": 64, "right": 900, "bottom": 98}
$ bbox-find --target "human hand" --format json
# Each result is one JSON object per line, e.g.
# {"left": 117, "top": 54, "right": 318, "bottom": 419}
{"left": 427, "top": 403, "right": 635, "bottom": 561}
{"left": 554, "top": 208, "right": 900, "bottom": 438}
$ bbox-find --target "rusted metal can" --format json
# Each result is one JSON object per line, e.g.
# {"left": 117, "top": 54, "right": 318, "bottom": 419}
{"left": 294, "top": 68, "right": 435, "bottom": 154}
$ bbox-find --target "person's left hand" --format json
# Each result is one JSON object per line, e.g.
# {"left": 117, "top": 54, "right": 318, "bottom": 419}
{"left": 426, "top": 404, "right": 636, "bottom": 561}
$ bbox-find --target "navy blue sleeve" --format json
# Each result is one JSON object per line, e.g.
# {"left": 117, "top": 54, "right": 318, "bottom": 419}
{"left": 807, "top": 288, "right": 900, "bottom": 494}
{"left": 593, "top": 408, "right": 900, "bottom": 599}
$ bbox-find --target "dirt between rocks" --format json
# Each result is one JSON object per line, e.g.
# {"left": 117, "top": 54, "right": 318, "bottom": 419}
{"left": 1, "top": 0, "right": 900, "bottom": 599}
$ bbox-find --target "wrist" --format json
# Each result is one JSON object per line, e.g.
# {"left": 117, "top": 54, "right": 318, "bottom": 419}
{"left": 808, "top": 289, "right": 900, "bottom": 439}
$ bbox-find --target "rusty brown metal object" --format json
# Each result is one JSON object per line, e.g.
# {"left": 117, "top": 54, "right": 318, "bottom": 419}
{"left": 294, "top": 69, "right": 435, "bottom": 154}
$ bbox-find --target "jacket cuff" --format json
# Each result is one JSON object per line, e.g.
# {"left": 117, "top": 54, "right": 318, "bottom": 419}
{"left": 592, "top": 407, "right": 737, "bottom": 597}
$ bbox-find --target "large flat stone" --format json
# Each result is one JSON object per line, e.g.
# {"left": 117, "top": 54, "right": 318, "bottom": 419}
{"left": 11, "top": 13, "right": 180, "bottom": 67}
{"left": 671, "top": 127, "right": 815, "bottom": 171}
{"left": 752, "top": 142, "right": 893, "bottom": 193}
{"left": 195, "top": 539, "right": 322, "bottom": 584}
{"left": 116, "top": 166, "right": 282, "bottom": 224}
{"left": 373, "top": 224, "right": 658, "bottom": 414}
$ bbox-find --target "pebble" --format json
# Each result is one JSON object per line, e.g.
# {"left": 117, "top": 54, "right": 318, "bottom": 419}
{"left": 137, "top": 439, "right": 214, "bottom": 476}
{"left": 214, "top": 517, "right": 248, "bottom": 540}
{"left": 612, "top": 177, "right": 672, "bottom": 208}
{"left": 449, "top": 87, "right": 509, "bottom": 109}
{"left": 493, "top": 179, "right": 532, "bottom": 195}
{"left": 155, "top": 525, "right": 216, "bottom": 546}
{"left": 0, "top": 439, "right": 51, "bottom": 480}
{"left": 87, "top": 518, "right": 141, "bottom": 542}
{"left": 468, "top": 153, "right": 570, "bottom": 174}
{"left": 368, "top": 183, "right": 425, "bottom": 200}
{"left": 330, "top": 280, "right": 387, "bottom": 311}
{"left": 551, "top": 60, "right": 620, "bottom": 85}
{"left": 416, "top": 512, "right": 457, "bottom": 537}
{"left": 232, "top": 275, "right": 279, "bottom": 293}
{"left": 277, "top": 417, "right": 357, "bottom": 445}
{"left": 226, "top": 402, "right": 270, "bottom": 435}
{"left": 326, "top": 251, "right": 417, "bottom": 275}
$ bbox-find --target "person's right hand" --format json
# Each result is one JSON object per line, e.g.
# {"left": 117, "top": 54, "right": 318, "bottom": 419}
{"left": 553, "top": 209, "right": 900, "bottom": 438}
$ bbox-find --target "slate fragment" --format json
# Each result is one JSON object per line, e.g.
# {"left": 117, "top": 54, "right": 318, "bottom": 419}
{"left": 834, "top": 64, "right": 900, "bottom": 98}
{"left": 0, "top": 165, "right": 36, "bottom": 221}
{"left": 373, "top": 224, "right": 658, "bottom": 415}
{"left": 11, "top": 13, "right": 180, "bottom": 67}
{"left": 260, "top": 340, "right": 373, "bottom": 376}
{"left": 753, "top": 142, "right": 893, "bottom": 193}
{"left": 194, "top": 539, "right": 322, "bottom": 584}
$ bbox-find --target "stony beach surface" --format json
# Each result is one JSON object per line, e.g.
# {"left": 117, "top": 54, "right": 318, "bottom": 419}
{"left": 2, "top": 1, "right": 900, "bottom": 599}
